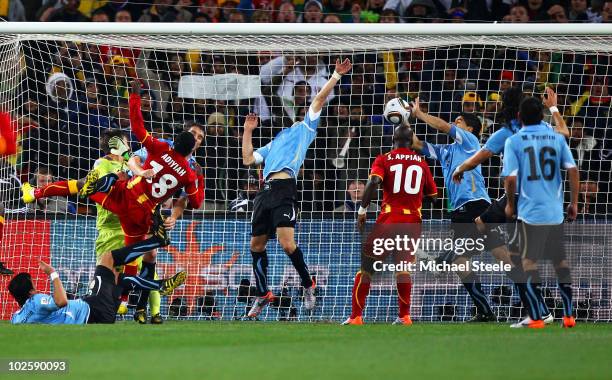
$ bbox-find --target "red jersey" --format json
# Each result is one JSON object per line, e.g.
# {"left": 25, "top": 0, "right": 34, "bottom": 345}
{"left": 370, "top": 147, "right": 437, "bottom": 220}
{"left": 127, "top": 94, "right": 204, "bottom": 211}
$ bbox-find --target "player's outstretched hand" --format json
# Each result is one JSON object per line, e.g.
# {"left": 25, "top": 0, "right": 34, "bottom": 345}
{"left": 566, "top": 203, "right": 578, "bottom": 221}
{"left": 244, "top": 113, "right": 259, "bottom": 132}
{"left": 452, "top": 167, "right": 464, "bottom": 184}
{"left": 335, "top": 58, "right": 352, "bottom": 76}
{"left": 130, "top": 80, "right": 142, "bottom": 95}
{"left": 39, "top": 260, "right": 55, "bottom": 275}
{"left": 542, "top": 87, "right": 557, "bottom": 109}
{"left": 357, "top": 213, "right": 366, "bottom": 233}
{"left": 409, "top": 97, "right": 422, "bottom": 118}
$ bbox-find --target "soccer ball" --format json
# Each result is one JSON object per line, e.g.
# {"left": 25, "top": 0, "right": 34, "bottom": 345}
{"left": 383, "top": 98, "right": 410, "bottom": 125}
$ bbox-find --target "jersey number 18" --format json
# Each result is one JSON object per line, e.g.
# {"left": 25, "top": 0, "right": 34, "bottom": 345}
{"left": 148, "top": 160, "right": 179, "bottom": 198}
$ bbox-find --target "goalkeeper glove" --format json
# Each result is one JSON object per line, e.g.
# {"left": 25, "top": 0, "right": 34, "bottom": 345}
{"left": 108, "top": 136, "right": 131, "bottom": 161}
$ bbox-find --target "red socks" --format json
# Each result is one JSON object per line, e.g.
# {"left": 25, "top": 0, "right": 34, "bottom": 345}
{"left": 350, "top": 271, "right": 371, "bottom": 319}
{"left": 34, "top": 180, "right": 79, "bottom": 199}
{"left": 396, "top": 272, "right": 412, "bottom": 318}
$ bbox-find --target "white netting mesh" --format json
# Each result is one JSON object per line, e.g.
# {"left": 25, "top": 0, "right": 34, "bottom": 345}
{"left": 0, "top": 31, "right": 610, "bottom": 322}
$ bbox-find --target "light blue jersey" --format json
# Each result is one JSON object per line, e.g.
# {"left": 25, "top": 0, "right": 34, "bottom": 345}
{"left": 254, "top": 108, "right": 321, "bottom": 180}
{"left": 502, "top": 122, "right": 576, "bottom": 225}
{"left": 483, "top": 119, "right": 553, "bottom": 155}
{"left": 133, "top": 138, "right": 197, "bottom": 170}
{"left": 483, "top": 119, "right": 521, "bottom": 154}
{"left": 11, "top": 294, "right": 89, "bottom": 325}
{"left": 421, "top": 124, "right": 490, "bottom": 210}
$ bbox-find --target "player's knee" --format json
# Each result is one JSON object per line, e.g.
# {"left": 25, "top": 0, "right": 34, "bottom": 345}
{"left": 522, "top": 258, "right": 537, "bottom": 272}
{"left": 143, "top": 251, "right": 157, "bottom": 263}
{"left": 279, "top": 238, "right": 297, "bottom": 254}
{"left": 250, "top": 237, "right": 267, "bottom": 252}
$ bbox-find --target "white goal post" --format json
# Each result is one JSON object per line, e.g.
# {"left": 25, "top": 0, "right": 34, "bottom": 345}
{"left": 0, "top": 23, "right": 610, "bottom": 323}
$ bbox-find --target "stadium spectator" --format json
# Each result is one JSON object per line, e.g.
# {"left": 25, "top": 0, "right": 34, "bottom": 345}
{"left": 569, "top": 117, "right": 597, "bottom": 170}
{"left": 227, "top": 9, "right": 246, "bottom": 22}
{"left": 276, "top": 1, "right": 297, "bottom": 22}
{"left": 524, "top": 0, "right": 549, "bottom": 20}
{"left": 139, "top": 0, "right": 192, "bottom": 23}
{"left": 604, "top": 1, "right": 612, "bottom": 21}
{"left": 379, "top": 8, "right": 400, "bottom": 22}
{"left": 91, "top": 7, "right": 110, "bottom": 22}
{"left": 334, "top": 180, "right": 380, "bottom": 213}
{"left": 44, "top": 0, "right": 89, "bottom": 22}
{"left": 1, "top": 0, "right": 26, "bottom": 21}
{"left": 568, "top": 0, "right": 590, "bottom": 21}
{"left": 324, "top": 0, "right": 352, "bottom": 22}
{"left": 302, "top": 0, "right": 324, "bottom": 23}
{"left": 504, "top": 5, "right": 530, "bottom": 22}
{"left": 198, "top": 0, "right": 221, "bottom": 22}
{"left": 114, "top": 9, "right": 132, "bottom": 22}
{"left": 403, "top": 0, "right": 438, "bottom": 22}
{"left": 323, "top": 13, "right": 342, "bottom": 23}
{"left": 251, "top": 9, "right": 272, "bottom": 22}
{"left": 547, "top": 4, "right": 569, "bottom": 22}
{"left": 461, "top": 91, "right": 482, "bottom": 114}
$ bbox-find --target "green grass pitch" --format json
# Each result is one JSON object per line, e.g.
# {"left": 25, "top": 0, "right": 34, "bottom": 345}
{"left": 1, "top": 322, "right": 611, "bottom": 380}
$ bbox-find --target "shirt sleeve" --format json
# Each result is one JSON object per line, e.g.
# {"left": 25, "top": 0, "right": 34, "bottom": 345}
{"left": 253, "top": 142, "right": 272, "bottom": 165}
{"left": 420, "top": 142, "right": 443, "bottom": 161}
{"left": 422, "top": 162, "right": 438, "bottom": 197}
{"left": 501, "top": 138, "right": 519, "bottom": 177}
{"left": 370, "top": 155, "right": 385, "bottom": 180}
{"left": 129, "top": 94, "right": 168, "bottom": 155}
{"left": 483, "top": 129, "right": 508, "bottom": 155}
{"left": 303, "top": 106, "right": 322, "bottom": 133}
{"left": 36, "top": 294, "right": 60, "bottom": 313}
{"left": 559, "top": 136, "right": 577, "bottom": 169}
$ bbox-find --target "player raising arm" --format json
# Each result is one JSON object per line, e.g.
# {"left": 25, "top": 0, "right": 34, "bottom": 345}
{"left": 409, "top": 97, "right": 498, "bottom": 322}
{"left": 502, "top": 96, "right": 579, "bottom": 329}
{"left": 8, "top": 232, "right": 186, "bottom": 325}
{"left": 343, "top": 125, "right": 437, "bottom": 325}
{"left": 452, "top": 86, "right": 569, "bottom": 183}
{"left": 242, "top": 58, "right": 352, "bottom": 319}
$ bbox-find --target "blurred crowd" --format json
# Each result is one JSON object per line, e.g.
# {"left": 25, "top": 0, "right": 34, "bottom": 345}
{"left": 2, "top": 0, "right": 612, "bottom": 24}
{"left": 0, "top": 1, "right": 610, "bottom": 218}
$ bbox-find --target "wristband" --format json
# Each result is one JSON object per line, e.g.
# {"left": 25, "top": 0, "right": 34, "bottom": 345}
{"left": 357, "top": 206, "right": 367, "bottom": 215}
{"left": 50, "top": 272, "right": 59, "bottom": 281}
{"left": 549, "top": 106, "right": 559, "bottom": 114}
{"left": 332, "top": 71, "right": 342, "bottom": 81}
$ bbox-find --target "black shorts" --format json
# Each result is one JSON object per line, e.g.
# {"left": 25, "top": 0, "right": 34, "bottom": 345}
{"left": 450, "top": 199, "right": 503, "bottom": 254}
{"left": 479, "top": 194, "right": 519, "bottom": 252}
{"left": 519, "top": 222, "right": 566, "bottom": 262}
{"left": 83, "top": 266, "right": 121, "bottom": 324}
{"left": 251, "top": 179, "right": 298, "bottom": 238}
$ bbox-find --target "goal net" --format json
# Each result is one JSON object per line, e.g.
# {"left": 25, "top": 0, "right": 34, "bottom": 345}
{"left": 0, "top": 24, "right": 610, "bottom": 322}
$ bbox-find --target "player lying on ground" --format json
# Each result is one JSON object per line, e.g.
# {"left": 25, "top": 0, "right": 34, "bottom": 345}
{"left": 502, "top": 96, "right": 579, "bottom": 329}
{"left": 451, "top": 86, "right": 568, "bottom": 327}
{"left": 409, "top": 98, "right": 497, "bottom": 322}
{"left": 125, "top": 121, "right": 204, "bottom": 324}
{"left": 241, "top": 58, "right": 352, "bottom": 318}
{"left": 8, "top": 232, "right": 186, "bottom": 324}
{"left": 343, "top": 125, "right": 438, "bottom": 325}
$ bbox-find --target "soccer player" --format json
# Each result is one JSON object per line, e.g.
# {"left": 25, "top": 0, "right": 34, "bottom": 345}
{"left": 126, "top": 121, "right": 205, "bottom": 324}
{"left": 8, "top": 233, "right": 186, "bottom": 324}
{"left": 451, "top": 87, "right": 569, "bottom": 327}
{"left": 0, "top": 202, "right": 13, "bottom": 275}
{"left": 0, "top": 111, "right": 19, "bottom": 276}
{"left": 342, "top": 125, "right": 438, "bottom": 325}
{"left": 241, "top": 58, "right": 352, "bottom": 318}
{"left": 502, "top": 96, "right": 578, "bottom": 329}
{"left": 409, "top": 97, "right": 497, "bottom": 322}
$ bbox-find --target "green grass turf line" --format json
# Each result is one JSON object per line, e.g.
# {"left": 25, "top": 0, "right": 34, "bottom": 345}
{"left": 0, "top": 322, "right": 611, "bottom": 380}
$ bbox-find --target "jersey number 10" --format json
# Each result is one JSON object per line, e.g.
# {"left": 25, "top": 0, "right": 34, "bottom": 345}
{"left": 389, "top": 164, "right": 423, "bottom": 194}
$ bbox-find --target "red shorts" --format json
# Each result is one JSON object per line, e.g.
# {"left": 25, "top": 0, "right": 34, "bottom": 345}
{"left": 90, "top": 181, "right": 153, "bottom": 245}
{"left": 363, "top": 213, "right": 422, "bottom": 262}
